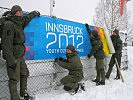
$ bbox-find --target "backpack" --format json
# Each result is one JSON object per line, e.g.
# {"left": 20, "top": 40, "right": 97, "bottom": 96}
{"left": 0, "top": 17, "right": 5, "bottom": 50}
{"left": 0, "top": 11, "right": 11, "bottom": 50}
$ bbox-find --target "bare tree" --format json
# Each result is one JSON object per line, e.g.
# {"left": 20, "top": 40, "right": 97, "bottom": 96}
{"left": 126, "top": 24, "right": 133, "bottom": 42}
{"left": 93, "top": 0, "right": 128, "bottom": 34}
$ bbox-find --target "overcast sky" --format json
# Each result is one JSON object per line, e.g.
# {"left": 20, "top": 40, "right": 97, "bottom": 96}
{"left": 127, "top": 1, "right": 133, "bottom": 24}
{"left": 0, "top": 0, "right": 133, "bottom": 25}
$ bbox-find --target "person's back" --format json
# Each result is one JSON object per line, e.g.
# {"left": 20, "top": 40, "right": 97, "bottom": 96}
{"left": 111, "top": 33, "right": 122, "bottom": 57}
{"left": 90, "top": 37, "right": 105, "bottom": 60}
{"left": 0, "top": 11, "right": 11, "bottom": 54}
{"left": 87, "top": 30, "right": 105, "bottom": 86}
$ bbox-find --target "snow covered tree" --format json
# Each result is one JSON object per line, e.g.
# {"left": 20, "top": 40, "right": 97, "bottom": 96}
{"left": 93, "top": 0, "right": 129, "bottom": 34}
{"left": 126, "top": 24, "right": 133, "bottom": 42}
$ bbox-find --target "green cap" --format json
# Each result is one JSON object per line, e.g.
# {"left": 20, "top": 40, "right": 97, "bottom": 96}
{"left": 11, "top": 5, "right": 22, "bottom": 15}
{"left": 66, "top": 44, "right": 75, "bottom": 52}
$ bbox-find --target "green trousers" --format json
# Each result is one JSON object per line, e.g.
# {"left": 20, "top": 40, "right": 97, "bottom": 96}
{"left": 106, "top": 56, "right": 121, "bottom": 78}
{"left": 7, "top": 57, "right": 29, "bottom": 100}
{"left": 60, "top": 75, "right": 82, "bottom": 90}
{"left": 95, "top": 59, "right": 105, "bottom": 82}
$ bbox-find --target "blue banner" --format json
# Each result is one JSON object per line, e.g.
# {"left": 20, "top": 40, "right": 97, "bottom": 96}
{"left": 24, "top": 16, "right": 91, "bottom": 60}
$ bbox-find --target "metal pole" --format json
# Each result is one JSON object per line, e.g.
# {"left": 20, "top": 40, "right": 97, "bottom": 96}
{"left": 50, "top": 0, "right": 55, "bottom": 17}
{"left": 115, "top": 58, "right": 124, "bottom": 83}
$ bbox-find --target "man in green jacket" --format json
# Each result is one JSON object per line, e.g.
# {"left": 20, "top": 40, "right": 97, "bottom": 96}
{"left": 2, "top": 5, "right": 40, "bottom": 100}
{"left": 55, "top": 44, "right": 84, "bottom": 94}
{"left": 85, "top": 24, "right": 105, "bottom": 86}
{"left": 89, "top": 30, "right": 105, "bottom": 86}
{"left": 105, "top": 29, "right": 122, "bottom": 80}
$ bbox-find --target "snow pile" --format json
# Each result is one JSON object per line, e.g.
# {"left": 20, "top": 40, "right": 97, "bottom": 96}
{"left": 35, "top": 46, "right": 133, "bottom": 100}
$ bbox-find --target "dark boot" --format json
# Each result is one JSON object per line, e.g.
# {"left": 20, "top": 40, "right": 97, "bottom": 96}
{"left": 63, "top": 86, "right": 72, "bottom": 91}
{"left": 74, "top": 84, "right": 79, "bottom": 93}
{"left": 92, "top": 79, "right": 99, "bottom": 83}
{"left": 96, "top": 81, "right": 105, "bottom": 86}
{"left": 20, "top": 93, "right": 34, "bottom": 100}
{"left": 69, "top": 84, "right": 79, "bottom": 95}
{"left": 105, "top": 74, "right": 110, "bottom": 79}
{"left": 79, "top": 83, "right": 85, "bottom": 91}
{"left": 114, "top": 76, "right": 120, "bottom": 80}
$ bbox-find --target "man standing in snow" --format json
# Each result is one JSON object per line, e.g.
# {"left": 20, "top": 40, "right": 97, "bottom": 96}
{"left": 55, "top": 44, "right": 84, "bottom": 94}
{"left": 2, "top": 5, "right": 40, "bottom": 100}
{"left": 85, "top": 24, "right": 105, "bottom": 86}
{"left": 105, "top": 29, "right": 122, "bottom": 80}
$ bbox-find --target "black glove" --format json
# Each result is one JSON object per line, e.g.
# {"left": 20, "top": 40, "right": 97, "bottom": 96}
{"left": 55, "top": 58, "right": 58, "bottom": 62}
{"left": 59, "top": 57, "right": 63, "bottom": 61}
{"left": 34, "top": 11, "right": 40, "bottom": 17}
{"left": 85, "top": 23, "right": 91, "bottom": 34}
{"left": 85, "top": 23, "right": 89, "bottom": 28}
{"left": 87, "top": 54, "right": 91, "bottom": 59}
{"left": 9, "top": 63, "right": 17, "bottom": 70}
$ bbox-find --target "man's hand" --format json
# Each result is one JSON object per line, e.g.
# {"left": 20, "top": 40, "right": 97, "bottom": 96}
{"left": 85, "top": 23, "right": 91, "bottom": 34}
{"left": 59, "top": 57, "right": 63, "bottom": 61}
{"left": 87, "top": 54, "right": 91, "bottom": 59}
{"left": 34, "top": 10, "right": 40, "bottom": 17}
{"left": 85, "top": 23, "right": 89, "bottom": 28}
{"left": 55, "top": 58, "right": 58, "bottom": 62}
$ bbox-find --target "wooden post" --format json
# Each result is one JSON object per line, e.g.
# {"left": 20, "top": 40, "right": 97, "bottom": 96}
{"left": 115, "top": 58, "right": 124, "bottom": 82}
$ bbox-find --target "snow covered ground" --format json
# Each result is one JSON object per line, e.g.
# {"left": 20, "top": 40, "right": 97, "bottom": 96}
{"left": 35, "top": 46, "right": 133, "bottom": 100}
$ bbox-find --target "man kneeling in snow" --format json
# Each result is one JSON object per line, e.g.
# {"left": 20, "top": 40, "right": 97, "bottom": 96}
{"left": 55, "top": 44, "right": 84, "bottom": 94}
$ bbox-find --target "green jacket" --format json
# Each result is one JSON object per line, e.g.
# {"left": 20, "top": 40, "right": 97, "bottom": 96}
{"left": 111, "top": 35, "right": 122, "bottom": 57}
{"left": 90, "top": 37, "right": 105, "bottom": 59}
{"left": 56, "top": 51, "right": 83, "bottom": 78}
{"left": 2, "top": 11, "right": 39, "bottom": 66}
